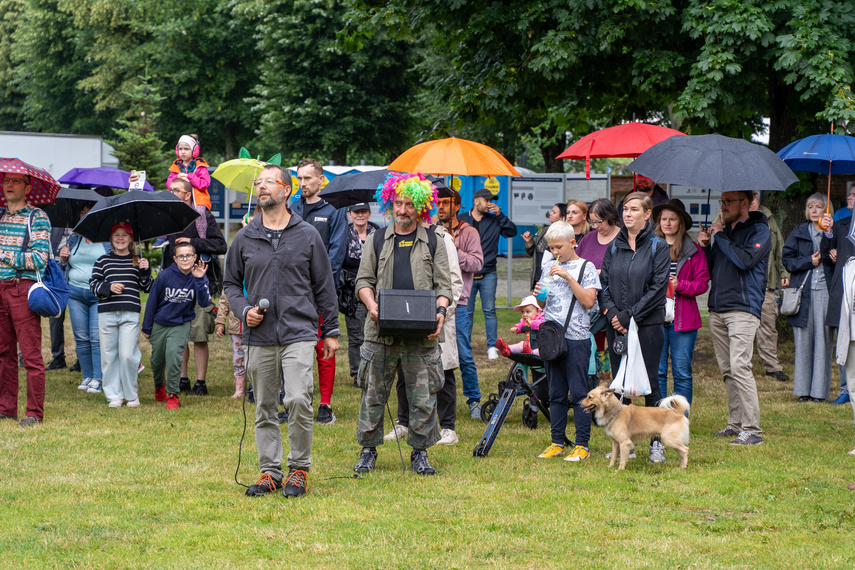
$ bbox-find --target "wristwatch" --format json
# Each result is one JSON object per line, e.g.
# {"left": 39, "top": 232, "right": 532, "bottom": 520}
{"left": 436, "top": 306, "right": 447, "bottom": 317}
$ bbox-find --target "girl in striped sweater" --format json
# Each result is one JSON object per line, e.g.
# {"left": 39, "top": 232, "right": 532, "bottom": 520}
{"left": 90, "top": 223, "right": 151, "bottom": 407}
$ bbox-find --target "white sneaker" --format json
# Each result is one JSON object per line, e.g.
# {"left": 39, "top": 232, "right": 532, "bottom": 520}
{"left": 77, "top": 377, "right": 91, "bottom": 391}
{"left": 384, "top": 424, "right": 409, "bottom": 441}
{"left": 138, "top": 364, "right": 145, "bottom": 374}
{"left": 126, "top": 398, "right": 140, "bottom": 408}
{"left": 108, "top": 399, "right": 123, "bottom": 408}
{"left": 436, "top": 429, "right": 459, "bottom": 445}
{"left": 487, "top": 347, "right": 500, "bottom": 360}
{"left": 849, "top": 448, "right": 855, "bottom": 456}
{"left": 86, "top": 379, "right": 103, "bottom": 394}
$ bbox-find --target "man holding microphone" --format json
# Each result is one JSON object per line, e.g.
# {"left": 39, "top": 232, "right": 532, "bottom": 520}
{"left": 224, "top": 165, "right": 340, "bottom": 498}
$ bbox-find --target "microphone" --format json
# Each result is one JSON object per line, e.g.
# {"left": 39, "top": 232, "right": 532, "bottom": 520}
{"left": 257, "top": 298, "right": 269, "bottom": 315}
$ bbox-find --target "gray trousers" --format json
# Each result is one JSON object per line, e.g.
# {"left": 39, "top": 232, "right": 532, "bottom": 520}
{"left": 49, "top": 308, "right": 65, "bottom": 360}
{"left": 246, "top": 342, "right": 316, "bottom": 479}
{"left": 709, "top": 311, "right": 762, "bottom": 435}
{"left": 792, "top": 287, "right": 832, "bottom": 400}
{"left": 755, "top": 290, "right": 782, "bottom": 373}
{"left": 344, "top": 302, "right": 368, "bottom": 378}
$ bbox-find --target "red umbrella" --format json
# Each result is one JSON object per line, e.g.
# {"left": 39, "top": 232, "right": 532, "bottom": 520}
{"left": 0, "top": 157, "right": 62, "bottom": 207}
{"left": 557, "top": 122, "right": 685, "bottom": 178}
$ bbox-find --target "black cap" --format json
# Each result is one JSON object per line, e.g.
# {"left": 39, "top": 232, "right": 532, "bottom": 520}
{"left": 348, "top": 202, "right": 371, "bottom": 212}
{"left": 473, "top": 188, "right": 498, "bottom": 202}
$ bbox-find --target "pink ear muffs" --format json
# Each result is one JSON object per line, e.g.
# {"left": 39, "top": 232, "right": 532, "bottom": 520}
{"left": 175, "top": 137, "right": 201, "bottom": 159}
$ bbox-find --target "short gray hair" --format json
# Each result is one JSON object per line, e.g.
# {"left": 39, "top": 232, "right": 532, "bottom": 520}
{"left": 545, "top": 220, "right": 575, "bottom": 243}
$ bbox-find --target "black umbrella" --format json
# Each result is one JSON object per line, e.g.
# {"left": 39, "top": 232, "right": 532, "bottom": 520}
{"left": 40, "top": 188, "right": 104, "bottom": 228}
{"left": 319, "top": 169, "right": 454, "bottom": 209}
{"left": 627, "top": 133, "right": 798, "bottom": 224}
{"left": 73, "top": 190, "right": 200, "bottom": 243}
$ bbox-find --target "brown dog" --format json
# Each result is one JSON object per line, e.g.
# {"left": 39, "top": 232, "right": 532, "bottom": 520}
{"left": 581, "top": 384, "right": 690, "bottom": 469}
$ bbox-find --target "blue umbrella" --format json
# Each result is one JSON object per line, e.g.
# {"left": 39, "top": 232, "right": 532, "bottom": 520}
{"left": 777, "top": 133, "right": 855, "bottom": 231}
{"left": 59, "top": 166, "right": 155, "bottom": 191}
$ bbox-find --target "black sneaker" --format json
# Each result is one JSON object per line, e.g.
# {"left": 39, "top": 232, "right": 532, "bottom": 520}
{"left": 411, "top": 450, "right": 436, "bottom": 476}
{"left": 766, "top": 370, "right": 789, "bottom": 381}
{"left": 245, "top": 473, "right": 282, "bottom": 496}
{"left": 278, "top": 409, "right": 289, "bottom": 424}
{"left": 179, "top": 377, "right": 191, "bottom": 393}
{"left": 190, "top": 380, "right": 208, "bottom": 396}
{"left": 283, "top": 468, "right": 309, "bottom": 497}
{"left": 18, "top": 416, "right": 41, "bottom": 427}
{"left": 247, "top": 384, "right": 255, "bottom": 403}
{"left": 354, "top": 447, "right": 377, "bottom": 473}
{"left": 46, "top": 357, "right": 66, "bottom": 371}
{"left": 315, "top": 404, "right": 336, "bottom": 424}
{"left": 713, "top": 427, "right": 739, "bottom": 437}
{"left": 69, "top": 360, "right": 81, "bottom": 373}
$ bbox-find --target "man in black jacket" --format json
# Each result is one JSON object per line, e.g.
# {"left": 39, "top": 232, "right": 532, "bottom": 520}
{"left": 459, "top": 188, "right": 517, "bottom": 361}
{"left": 164, "top": 178, "right": 227, "bottom": 396}
{"left": 698, "top": 191, "right": 770, "bottom": 446}
{"left": 224, "top": 165, "right": 340, "bottom": 498}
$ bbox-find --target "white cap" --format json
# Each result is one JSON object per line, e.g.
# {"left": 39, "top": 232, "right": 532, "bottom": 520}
{"left": 514, "top": 295, "right": 540, "bottom": 312}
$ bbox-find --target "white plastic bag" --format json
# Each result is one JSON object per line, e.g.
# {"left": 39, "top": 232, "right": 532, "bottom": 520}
{"left": 609, "top": 318, "right": 652, "bottom": 397}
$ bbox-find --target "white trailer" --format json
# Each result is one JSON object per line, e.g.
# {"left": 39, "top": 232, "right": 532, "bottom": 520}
{"left": 0, "top": 131, "right": 118, "bottom": 179}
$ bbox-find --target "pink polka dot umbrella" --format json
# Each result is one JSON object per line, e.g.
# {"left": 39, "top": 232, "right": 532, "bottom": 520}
{"left": 0, "top": 157, "right": 62, "bottom": 207}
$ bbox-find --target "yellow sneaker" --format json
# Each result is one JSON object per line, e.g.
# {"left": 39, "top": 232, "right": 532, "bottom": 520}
{"left": 564, "top": 445, "right": 590, "bottom": 462}
{"left": 538, "top": 443, "right": 565, "bottom": 458}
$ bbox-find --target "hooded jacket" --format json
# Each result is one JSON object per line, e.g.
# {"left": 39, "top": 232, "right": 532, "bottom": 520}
{"left": 600, "top": 222, "right": 670, "bottom": 327}
{"left": 142, "top": 263, "right": 211, "bottom": 335}
{"left": 671, "top": 235, "right": 710, "bottom": 332}
{"left": 223, "top": 212, "right": 340, "bottom": 346}
{"left": 290, "top": 196, "right": 347, "bottom": 285}
{"left": 703, "top": 210, "right": 771, "bottom": 318}
{"left": 782, "top": 221, "right": 835, "bottom": 328}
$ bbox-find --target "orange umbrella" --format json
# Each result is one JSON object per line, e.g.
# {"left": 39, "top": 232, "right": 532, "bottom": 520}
{"left": 388, "top": 136, "right": 521, "bottom": 177}
{"left": 557, "top": 122, "right": 685, "bottom": 178}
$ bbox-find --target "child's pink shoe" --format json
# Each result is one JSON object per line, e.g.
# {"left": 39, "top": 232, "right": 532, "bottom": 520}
{"left": 495, "top": 339, "right": 511, "bottom": 358}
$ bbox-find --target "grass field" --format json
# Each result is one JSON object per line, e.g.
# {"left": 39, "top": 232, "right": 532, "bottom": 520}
{"left": 3, "top": 303, "right": 855, "bottom": 568}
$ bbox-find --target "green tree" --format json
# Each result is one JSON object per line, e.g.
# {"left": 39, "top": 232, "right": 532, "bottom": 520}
{"left": 0, "top": 0, "right": 25, "bottom": 130}
{"left": 247, "top": 0, "right": 417, "bottom": 165}
{"left": 107, "top": 76, "right": 168, "bottom": 182}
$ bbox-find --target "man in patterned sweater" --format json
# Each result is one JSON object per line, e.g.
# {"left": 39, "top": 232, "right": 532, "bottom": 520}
{"left": 0, "top": 172, "right": 51, "bottom": 426}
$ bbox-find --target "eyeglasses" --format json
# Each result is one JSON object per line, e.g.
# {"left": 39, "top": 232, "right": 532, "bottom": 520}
{"left": 588, "top": 219, "right": 604, "bottom": 226}
{"left": 719, "top": 198, "right": 745, "bottom": 206}
{"left": 174, "top": 254, "right": 196, "bottom": 260}
{"left": 253, "top": 178, "right": 289, "bottom": 187}
{"left": 437, "top": 198, "right": 452, "bottom": 205}
{"left": 4, "top": 177, "right": 26, "bottom": 185}
{"left": 170, "top": 189, "right": 190, "bottom": 195}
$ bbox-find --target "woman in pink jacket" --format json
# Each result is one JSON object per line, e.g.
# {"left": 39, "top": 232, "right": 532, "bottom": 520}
{"left": 653, "top": 199, "right": 710, "bottom": 405}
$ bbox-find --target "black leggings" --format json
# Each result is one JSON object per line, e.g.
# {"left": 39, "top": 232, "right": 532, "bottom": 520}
{"left": 606, "top": 322, "right": 663, "bottom": 407}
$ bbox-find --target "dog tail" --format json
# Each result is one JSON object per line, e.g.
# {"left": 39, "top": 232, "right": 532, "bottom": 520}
{"left": 659, "top": 395, "right": 690, "bottom": 416}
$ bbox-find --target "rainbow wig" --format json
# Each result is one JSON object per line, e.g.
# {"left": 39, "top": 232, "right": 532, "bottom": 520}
{"left": 374, "top": 172, "right": 438, "bottom": 224}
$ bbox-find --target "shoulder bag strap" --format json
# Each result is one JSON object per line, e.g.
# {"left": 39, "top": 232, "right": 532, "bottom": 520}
{"left": 559, "top": 261, "right": 591, "bottom": 334}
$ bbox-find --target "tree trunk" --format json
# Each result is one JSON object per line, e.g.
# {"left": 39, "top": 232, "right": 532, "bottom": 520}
{"left": 331, "top": 146, "right": 347, "bottom": 167}
{"left": 541, "top": 138, "right": 565, "bottom": 173}
{"left": 768, "top": 71, "right": 799, "bottom": 152}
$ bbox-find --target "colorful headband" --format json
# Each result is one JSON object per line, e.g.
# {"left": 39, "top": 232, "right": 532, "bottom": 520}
{"left": 374, "top": 172, "right": 438, "bottom": 224}
{"left": 110, "top": 222, "right": 134, "bottom": 239}
{"left": 178, "top": 135, "right": 198, "bottom": 150}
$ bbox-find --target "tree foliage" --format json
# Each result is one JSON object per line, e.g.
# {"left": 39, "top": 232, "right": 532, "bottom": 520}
{"left": 107, "top": 75, "right": 168, "bottom": 181}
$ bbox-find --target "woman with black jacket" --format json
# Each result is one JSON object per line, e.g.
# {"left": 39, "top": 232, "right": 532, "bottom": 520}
{"left": 783, "top": 193, "right": 835, "bottom": 402}
{"left": 600, "top": 192, "right": 670, "bottom": 462}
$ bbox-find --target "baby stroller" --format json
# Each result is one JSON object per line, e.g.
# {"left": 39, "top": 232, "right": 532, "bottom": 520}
{"left": 473, "top": 350, "right": 573, "bottom": 458}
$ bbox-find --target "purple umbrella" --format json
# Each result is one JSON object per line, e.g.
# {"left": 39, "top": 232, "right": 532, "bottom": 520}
{"left": 59, "top": 167, "right": 155, "bottom": 191}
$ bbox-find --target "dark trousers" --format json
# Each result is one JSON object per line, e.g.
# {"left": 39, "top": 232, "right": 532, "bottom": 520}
{"left": 544, "top": 338, "right": 592, "bottom": 447}
{"left": 396, "top": 364, "right": 457, "bottom": 431}
{"left": 49, "top": 308, "right": 66, "bottom": 360}
{"left": 606, "top": 322, "right": 664, "bottom": 407}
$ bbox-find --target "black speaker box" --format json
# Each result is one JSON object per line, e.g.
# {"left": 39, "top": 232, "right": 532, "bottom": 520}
{"left": 377, "top": 289, "right": 437, "bottom": 338}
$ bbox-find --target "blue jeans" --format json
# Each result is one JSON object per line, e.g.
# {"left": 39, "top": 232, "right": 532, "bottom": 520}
{"left": 67, "top": 285, "right": 101, "bottom": 380}
{"left": 658, "top": 324, "right": 698, "bottom": 405}
{"left": 467, "top": 271, "right": 498, "bottom": 349}
{"left": 456, "top": 304, "right": 480, "bottom": 404}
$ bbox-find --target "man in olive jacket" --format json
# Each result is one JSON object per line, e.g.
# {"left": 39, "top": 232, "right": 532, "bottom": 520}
{"left": 352, "top": 178, "right": 452, "bottom": 476}
{"left": 224, "top": 165, "right": 340, "bottom": 499}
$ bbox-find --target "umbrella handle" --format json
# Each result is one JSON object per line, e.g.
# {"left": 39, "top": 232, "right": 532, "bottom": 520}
{"left": 819, "top": 162, "right": 831, "bottom": 230}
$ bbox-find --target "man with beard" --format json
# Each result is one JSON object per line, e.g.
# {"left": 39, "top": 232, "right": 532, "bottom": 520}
{"left": 352, "top": 174, "right": 452, "bottom": 475}
{"left": 224, "top": 165, "right": 340, "bottom": 498}
{"left": 698, "top": 191, "right": 771, "bottom": 446}
{"left": 291, "top": 159, "right": 347, "bottom": 424}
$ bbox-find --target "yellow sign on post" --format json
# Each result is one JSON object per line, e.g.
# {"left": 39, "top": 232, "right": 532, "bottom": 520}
{"left": 451, "top": 176, "right": 462, "bottom": 191}
{"left": 484, "top": 177, "right": 500, "bottom": 195}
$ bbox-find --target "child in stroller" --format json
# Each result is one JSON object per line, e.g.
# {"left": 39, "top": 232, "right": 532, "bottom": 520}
{"left": 495, "top": 296, "right": 544, "bottom": 357}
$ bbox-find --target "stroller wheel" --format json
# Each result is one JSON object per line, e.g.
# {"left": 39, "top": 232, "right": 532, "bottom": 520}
{"left": 480, "top": 397, "right": 498, "bottom": 423}
{"left": 522, "top": 399, "right": 538, "bottom": 430}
